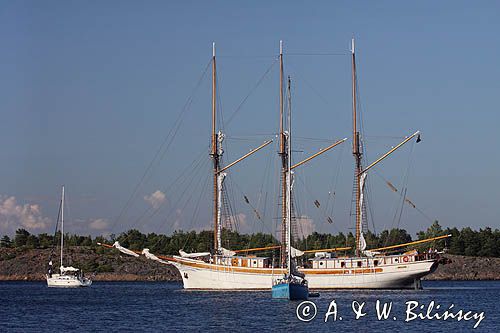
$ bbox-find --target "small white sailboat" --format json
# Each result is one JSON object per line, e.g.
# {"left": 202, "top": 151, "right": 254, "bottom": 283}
{"left": 46, "top": 186, "right": 92, "bottom": 288}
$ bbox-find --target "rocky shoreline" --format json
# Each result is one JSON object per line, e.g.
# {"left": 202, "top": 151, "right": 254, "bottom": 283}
{"left": 0, "top": 247, "right": 180, "bottom": 282}
{"left": 1, "top": 247, "right": 499, "bottom": 281}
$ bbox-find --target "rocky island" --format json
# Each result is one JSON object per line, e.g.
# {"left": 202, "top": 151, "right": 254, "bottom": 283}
{"left": 1, "top": 247, "right": 499, "bottom": 282}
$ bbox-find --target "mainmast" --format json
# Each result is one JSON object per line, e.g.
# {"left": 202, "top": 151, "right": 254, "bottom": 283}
{"left": 211, "top": 42, "right": 221, "bottom": 253}
{"left": 279, "top": 41, "right": 288, "bottom": 268}
{"left": 60, "top": 185, "right": 64, "bottom": 268}
{"left": 351, "top": 38, "right": 363, "bottom": 257}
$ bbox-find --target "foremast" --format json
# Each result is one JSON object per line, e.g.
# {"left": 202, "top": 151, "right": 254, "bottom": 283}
{"left": 211, "top": 43, "right": 225, "bottom": 253}
{"left": 210, "top": 43, "right": 271, "bottom": 255}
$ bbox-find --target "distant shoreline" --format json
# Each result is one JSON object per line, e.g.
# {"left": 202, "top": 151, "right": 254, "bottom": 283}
{"left": 1, "top": 248, "right": 499, "bottom": 282}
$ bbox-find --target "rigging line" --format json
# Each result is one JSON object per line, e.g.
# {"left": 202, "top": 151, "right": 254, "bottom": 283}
{"left": 294, "top": 136, "right": 342, "bottom": 143}
{"left": 226, "top": 133, "right": 277, "bottom": 138}
{"left": 111, "top": 59, "right": 212, "bottom": 231}
{"left": 272, "top": 140, "right": 281, "bottom": 237}
{"left": 354, "top": 65, "right": 379, "bottom": 236}
{"left": 148, "top": 163, "right": 210, "bottom": 255}
{"left": 180, "top": 171, "right": 211, "bottom": 251}
{"left": 286, "top": 62, "right": 332, "bottom": 108}
{"left": 225, "top": 59, "right": 278, "bottom": 126}
{"left": 125, "top": 145, "right": 211, "bottom": 246}
{"left": 365, "top": 135, "right": 408, "bottom": 140}
{"left": 294, "top": 173, "right": 342, "bottom": 234}
{"left": 325, "top": 141, "right": 346, "bottom": 217}
{"left": 165, "top": 164, "right": 209, "bottom": 247}
{"left": 292, "top": 181, "right": 305, "bottom": 241}
{"left": 117, "top": 148, "right": 209, "bottom": 248}
{"left": 218, "top": 55, "right": 277, "bottom": 58}
{"left": 395, "top": 142, "right": 415, "bottom": 229}
{"left": 371, "top": 168, "right": 433, "bottom": 222}
{"left": 50, "top": 197, "right": 63, "bottom": 259}
{"left": 119, "top": 145, "right": 208, "bottom": 233}
{"left": 130, "top": 147, "right": 210, "bottom": 230}
{"left": 226, "top": 181, "right": 241, "bottom": 235}
{"left": 396, "top": 188, "right": 408, "bottom": 230}
{"left": 216, "top": 69, "right": 225, "bottom": 131}
{"left": 225, "top": 137, "right": 266, "bottom": 142}
{"left": 285, "top": 52, "right": 348, "bottom": 56}
{"left": 384, "top": 142, "right": 415, "bottom": 247}
{"left": 258, "top": 146, "right": 274, "bottom": 225}
{"left": 228, "top": 174, "right": 275, "bottom": 236}
{"left": 386, "top": 141, "right": 412, "bottom": 232}
{"left": 158, "top": 156, "right": 211, "bottom": 232}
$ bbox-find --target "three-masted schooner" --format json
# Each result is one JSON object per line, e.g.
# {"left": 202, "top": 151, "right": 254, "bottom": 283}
{"left": 105, "top": 40, "right": 449, "bottom": 290}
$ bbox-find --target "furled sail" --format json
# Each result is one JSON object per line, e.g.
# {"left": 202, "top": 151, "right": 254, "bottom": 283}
{"left": 112, "top": 241, "right": 139, "bottom": 257}
{"left": 290, "top": 247, "right": 304, "bottom": 258}
{"left": 362, "top": 250, "right": 381, "bottom": 257}
{"left": 359, "top": 172, "right": 367, "bottom": 251}
{"left": 142, "top": 248, "right": 170, "bottom": 264}
{"left": 219, "top": 247, "right": 236, "bottom": 257}
{"left": 179, "top": 249, "right": 211, "bottom": 258}
{"left": 60, "top": 266, "right": 79, "bottom": 273}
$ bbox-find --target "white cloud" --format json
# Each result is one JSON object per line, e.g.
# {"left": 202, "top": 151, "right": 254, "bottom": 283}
{"left": 89, "top": 218, "right": 109, "bottom": 230}
{"left": 233, "top": 213, "right": 251, "bottom": 234}
{"left": 144, "top": 190, "right": 166, "bottom": 209}
{"left": 0, "top": 195, "right": 51, "bottom": 234}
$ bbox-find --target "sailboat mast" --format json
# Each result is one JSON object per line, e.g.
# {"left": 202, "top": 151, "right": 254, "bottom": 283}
{"left": 351, "top": 38, "right": 362, "bottom": 257}
{"left": 279, "top": 41, "right": 288, "bottom": 268}
{"left": 211, "top": 42, "right": 220, "bottom": 253}
{"left": 60, "top": 185, "right": 64, "bottom": 268}
{"left": 286, "top": 76, "right": 292, "bottom": 274}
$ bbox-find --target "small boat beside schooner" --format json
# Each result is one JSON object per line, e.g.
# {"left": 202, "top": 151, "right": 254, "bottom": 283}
{"left": 101, "top": 39, "right": 450, "bottom": 290}
{"left": 46, "top": 186, "right": 92, "bottom": 288}
{"left": 271, "top": 75, "right": 309, "bottom": 300}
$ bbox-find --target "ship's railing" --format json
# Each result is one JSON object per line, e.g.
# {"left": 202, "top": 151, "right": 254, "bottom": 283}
{"left": 414, "top": 252, "right": 440, "bottom": 261}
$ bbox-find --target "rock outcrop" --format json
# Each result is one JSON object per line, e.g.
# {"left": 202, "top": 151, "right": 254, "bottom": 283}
{"left": 1, "top": 248, "right": 499, "bottom": 281}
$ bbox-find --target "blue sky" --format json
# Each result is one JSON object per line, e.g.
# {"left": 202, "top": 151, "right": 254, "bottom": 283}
{"left": 0, "top": 1, "right": 499, "bottom": 238}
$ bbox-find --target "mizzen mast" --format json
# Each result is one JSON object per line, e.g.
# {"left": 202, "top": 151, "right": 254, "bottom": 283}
{"left": 351, "top": 38, "right": 363, "bottom": 257}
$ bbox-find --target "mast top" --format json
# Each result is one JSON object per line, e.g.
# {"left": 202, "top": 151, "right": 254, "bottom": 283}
{"left": 212, "top": 42, "right": 216, "bottom": 58}
{"left": 351, "top": 38, "right": 355, "bottom": 54}
{"left": 280, "top": 40, "right": 283, "bottom": 55}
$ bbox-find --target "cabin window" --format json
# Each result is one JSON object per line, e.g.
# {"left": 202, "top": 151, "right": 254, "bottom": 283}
{"left": 253, "top": 260, "right": 257, "bottom": 266}
{"left": 340, "top": 262, "right": 345, "bottom": 268}
{"left": 357, "top": 261, "right": 362, "bottom": 267}
{"left": 374, "top": 260, "right": 379, "bottom": 267}
{"left": 320, "top": 261, "right": 324, "bottom": 266}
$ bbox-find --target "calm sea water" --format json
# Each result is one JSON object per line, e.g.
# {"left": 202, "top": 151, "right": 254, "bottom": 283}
{"left": 0, "top": 281, "right": 498, "bottom": 332}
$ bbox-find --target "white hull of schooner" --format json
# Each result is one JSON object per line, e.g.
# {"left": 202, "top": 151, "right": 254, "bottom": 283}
{"left": 169, "top": 254, "right": 439, "bottom": 290}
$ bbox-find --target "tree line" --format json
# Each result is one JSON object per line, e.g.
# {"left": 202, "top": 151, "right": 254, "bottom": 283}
{"left": 1, "top": 221, "right": 499, "bottom": 258}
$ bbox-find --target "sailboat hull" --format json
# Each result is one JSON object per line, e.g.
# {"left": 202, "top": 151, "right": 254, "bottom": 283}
{"left": 272, "top": 282, "right": 309, "bottom": 300}
{"left": 169, "top": 255, "right": 438, "bottom": 290}
{"left": 46, "top": 274, "right": 92, "bottom": 288}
